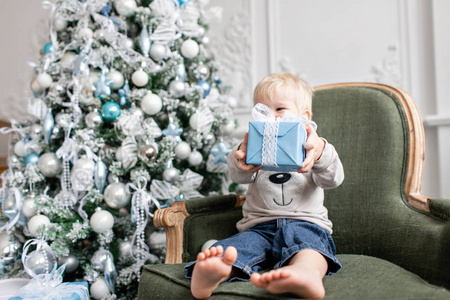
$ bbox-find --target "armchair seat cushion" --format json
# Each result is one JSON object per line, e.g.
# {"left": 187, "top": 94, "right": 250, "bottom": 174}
{"left": 138, "top": 254, "right": 450, "bottom": 299}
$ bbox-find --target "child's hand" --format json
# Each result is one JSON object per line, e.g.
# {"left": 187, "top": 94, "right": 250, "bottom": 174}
{"left": 298, "top": 124, "right": 325, "bottom": 173}
{"left": 235, "top": 133, "right": 263, "bottom": 173}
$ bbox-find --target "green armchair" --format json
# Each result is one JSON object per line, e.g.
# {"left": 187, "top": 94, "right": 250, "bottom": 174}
{"left": 138, "top": 83, "right": 450, "bottom": 299}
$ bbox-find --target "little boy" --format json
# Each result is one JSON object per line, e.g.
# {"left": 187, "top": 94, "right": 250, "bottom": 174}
{"left": 185, "top": 73, "right": 344, "bottom": 299}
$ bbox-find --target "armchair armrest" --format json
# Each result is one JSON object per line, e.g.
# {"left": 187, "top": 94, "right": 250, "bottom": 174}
{"left": 153, "top": 194, "right": 245, "bottom": 264}
{"left": 429, "top": 198, "right": 450, "bottom": 221}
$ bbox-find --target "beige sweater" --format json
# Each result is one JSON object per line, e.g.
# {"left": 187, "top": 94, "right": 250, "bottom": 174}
{"left": 227, "top": 141, "right": 344, "bottom": 234}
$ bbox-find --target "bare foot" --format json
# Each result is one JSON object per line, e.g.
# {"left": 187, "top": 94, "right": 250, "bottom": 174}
{"left": 190, "top": 246, "right": 238, "bottom": 299}
{"left": 250, "top": 264, "right": 325, "bottom": 299}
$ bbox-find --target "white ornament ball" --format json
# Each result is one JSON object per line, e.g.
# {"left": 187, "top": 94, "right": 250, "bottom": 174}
{"left": 163, "top": 167, "right": 180, "bottom": 183}
{"left": 38, "top": 153, "right": 62, "bottom": 177}
{"left": 30, "top": 78, "right": 44, "bottom": 94}
{"left": 60, "top": 51, "right": 76, "bottom": 70}
{"left": 36, "top": 73, "right": 53, "bottom": 89}
{"left": 180, "top": 39, "right": 199, "bottom": 59}
{"left": 108, "top": 69, "right": 125, "bottom": 90}
{"left": 14, "top": 140, "right": 28, "bottom": 157}
{"left": 220, "top": 120, "right": 236, "bottom": 136}
{"left": 228, "top": 96, "right": 238, "bottom": 109}
{"left": 90, "top": 277, "right": 111, "bottom": 300}
{"left": 175, "top": 142, "right": 191, "bottom": 160}
{"left": 104, "top": 182, "right": 130, "bottom": 209}
{"left": 131, "top": 69, "right": 148, "bottom": 87}
{"left": 89, "top": 68, "right": 101, "bottom": 84}
{"left": 73, "top": 157, "right": 95, "bottom": 173}
{"left": 189, "top": 113, "right": 199, "bottom": 130}
{"left": 148, "top": 231, "right": 166, "bottom": 250}
{"left": 114, "top": 0, "right": 137, "bottom": 17}
{"left": 53, "top": 18, "right": 67, "bottom": 31}
{"left": 149, "top": 43, "right": 166, "bottom": 61}
{"left": 169, "top": 80, "right": 186, "bottom": 98}
{"left": 141, "top": 92, "right": 162, "bottom": 115}
{"left": 115, "top": 146, "right": 124, "bottom": 161}
{"left": 90, "top": 209, "right": 114, "bottom": 233}
{"left": 94, "top": 29, "right": 106, "bottom": 41}
{"left": 0, "top": 231, "right": 11, "bottom": 252}
{"left": 188, "top": 150, "right": 203, "bottom": 166}
{"left": 22, "top": 197, "right": 37, "bottom": 218}
{"left": 124, "top": 37, "right": 134, "bottom": 49}
{"left": 119, "top": 239, "right": 132, "bottom": 256}
{"left": 77, "top": 27, "right": 94, "bottom": 40}
{"left": 28, "top": 214, "right": 51, "bottom": 237}
{"left": 201, "top": 239, "right": 218, "bottom": 252}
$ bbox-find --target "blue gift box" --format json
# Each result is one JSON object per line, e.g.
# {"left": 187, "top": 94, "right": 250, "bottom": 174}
{"left": 9, "top": 281, "right": 89, "bottom": 300}
{"left": 246, "top": 121, "right": 306, "bottom": 172}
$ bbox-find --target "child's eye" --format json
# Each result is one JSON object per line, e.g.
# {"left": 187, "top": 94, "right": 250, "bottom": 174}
{"left": 276, "top": 108, "right": 286, "bottom": 111}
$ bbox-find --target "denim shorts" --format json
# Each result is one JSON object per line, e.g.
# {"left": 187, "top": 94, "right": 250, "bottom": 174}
{"left": 185, "top": 219, "right": 342, "bottom": 281}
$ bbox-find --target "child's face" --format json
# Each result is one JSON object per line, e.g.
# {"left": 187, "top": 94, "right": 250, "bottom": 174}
{"left": 256, "top": 94, "right": 302, "bottom": 119}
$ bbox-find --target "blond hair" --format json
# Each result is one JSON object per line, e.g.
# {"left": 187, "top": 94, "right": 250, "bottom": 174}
{"left": 253, "top": 73, "right": 314, "bottom": 114}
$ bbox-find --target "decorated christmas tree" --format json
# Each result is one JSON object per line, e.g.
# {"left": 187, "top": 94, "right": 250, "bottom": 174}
{"left": 0, "top": 0, "right": 237, "bottom": 298}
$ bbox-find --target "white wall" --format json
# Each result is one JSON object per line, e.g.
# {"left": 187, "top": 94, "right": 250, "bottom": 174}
{"left": 209, "top": 0, "right": 448, "bottom": 199}
{"left": 0, "top": 0, "right": 448, "bottom": 198}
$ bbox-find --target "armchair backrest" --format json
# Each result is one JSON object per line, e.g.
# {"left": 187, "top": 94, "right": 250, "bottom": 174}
{"left": 313, "top": 83, "right": 428, "bottom": 258}
{"left": 179, "top": 83, "right": 432, "bottom": 269}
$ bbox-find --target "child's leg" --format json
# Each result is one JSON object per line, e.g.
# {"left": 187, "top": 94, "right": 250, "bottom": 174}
{"left": 190, "top": 245, "right": 238, "bottom": 299}
{"left": 250, "top": 249, "right": 327, "bottom": 299}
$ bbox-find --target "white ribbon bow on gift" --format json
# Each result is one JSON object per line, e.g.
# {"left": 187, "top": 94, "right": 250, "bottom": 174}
{"left": 251, "top": 103, "right": 317, "bottom": 167}
{"left": 13, "top": 261, "right": 89, "bottom": 300}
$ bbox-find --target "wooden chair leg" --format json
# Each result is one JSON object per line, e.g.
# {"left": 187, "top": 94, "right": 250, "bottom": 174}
{"left": 153, "top": 201, "right": 190, "bottom": 264}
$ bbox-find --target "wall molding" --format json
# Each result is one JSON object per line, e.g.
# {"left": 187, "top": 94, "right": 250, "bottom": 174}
{"left": 423, "top": 115, "right": 450, "bottom": 127}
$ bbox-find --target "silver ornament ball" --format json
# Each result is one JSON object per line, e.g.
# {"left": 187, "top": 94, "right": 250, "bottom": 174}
{"left": 30, "top": 124, "right": 43, "bottom": 139}
{"left": 85, "top": 111, "right": 103, "bottom": 129}
{"left": 24, "top": 249, "right": 57, "bottom": 276}
{"left": 0, "top": 232, "right": 20, "bottom": 260}
{"left": 104, "top": 182, "right": 131, "bottom": 209}
{"left": 2, "top": 193, "right": 16, "bottom": 210}
{"left": 139, "top": 144, "right": 158, "bottom": 163}
{"left": 58, "top": 254, "right": 79, "bottom": 273}
{"left": 91, "top": 249, "right": 113, "bottom": 272}
{"left": 107, "top": 173, "right": 120, "bottom": 184}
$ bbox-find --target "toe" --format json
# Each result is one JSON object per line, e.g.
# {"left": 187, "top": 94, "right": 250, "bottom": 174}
{"left": 250, "top": 273, "right": 263, "bottom": 287}
{"left": 222, "top": 246, "right": 238, "bottom": 265}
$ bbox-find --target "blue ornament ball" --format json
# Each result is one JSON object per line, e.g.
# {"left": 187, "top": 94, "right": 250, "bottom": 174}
{"left": 101, "top": 101, "right": 121, "bottom": 122}
{"left": 178, "top": 0, "right": 190, "bottom": 5}
{"left": 196, "top": 79, "right": 211, "bottom": 98}
{"left": 43, "top": 42, "right": 53, "bottom": 55}
{"left": 24, "top": 153, "right": 40, "bottom": 166}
